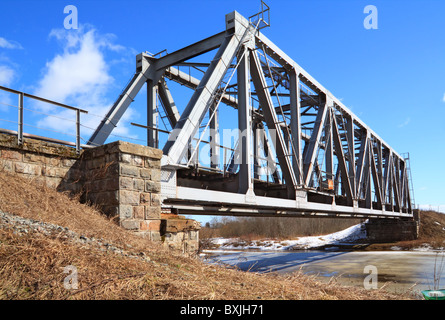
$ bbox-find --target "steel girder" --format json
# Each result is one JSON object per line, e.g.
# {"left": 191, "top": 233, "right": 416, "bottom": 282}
{"left": 249, "top": 48, "right": 297, "bottom": 198}
{"left": 87, "top": 10, "right": 414, "bottom": 218}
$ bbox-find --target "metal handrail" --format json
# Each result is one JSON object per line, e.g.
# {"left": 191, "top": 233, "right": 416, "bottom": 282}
{"left": 248, "top": 1, "right": 270, "bottom": 30}
{"left": 0, "top": 85, "right": 88, "bottom": 154}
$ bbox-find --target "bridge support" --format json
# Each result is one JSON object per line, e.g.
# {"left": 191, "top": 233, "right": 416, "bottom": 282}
{"left": 0, "top": 133, "right": 201, "bottom": 253}
{"left": 365, "top": 211, "right": 420, "bottom": 242}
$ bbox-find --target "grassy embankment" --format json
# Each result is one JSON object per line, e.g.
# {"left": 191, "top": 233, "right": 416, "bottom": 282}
{"left": 0, "top": 170, "right": 416, "bottom": 300}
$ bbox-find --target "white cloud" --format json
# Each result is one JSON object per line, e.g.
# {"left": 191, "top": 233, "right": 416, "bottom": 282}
{"left": 0, "top": 65, "right": 15, "bottom": 86}
{"left": 0, "top": 37, "right": 20, "bottom": 86}
{"left": 0, "top": 37, "right": 21, "bottom": 112}
{"left": 0, "top": 65, "right": 16, "bottom": 111}
{"left": 35, "top": 27, "right": 113, "bottom": 106}
{"left": 398, "top": 117, "right": 410, "bottom": 128}
{"left": 0, "top": 37, "right": 23, "bottom": 50}
{"left": 33, "top": 25, "right": 139, "bottom": 143}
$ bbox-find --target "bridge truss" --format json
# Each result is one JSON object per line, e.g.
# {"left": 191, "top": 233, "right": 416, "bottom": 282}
{"left": 88, "top": 8, "right": 414, "bottom": 219}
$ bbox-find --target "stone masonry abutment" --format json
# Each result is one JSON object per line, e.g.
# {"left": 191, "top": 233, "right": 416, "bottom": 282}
{"left": 0, "top": 133, "right": 200, "bottom": 253}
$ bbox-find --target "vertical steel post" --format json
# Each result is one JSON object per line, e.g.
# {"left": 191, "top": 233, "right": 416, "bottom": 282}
{"left": 237, "top": 49, "right": 253, "bottom": 194}
{"left": 252, "top": 120, "right": 260, "bottom": 179}
{"left": 147, "top": 80, "right": 157, "bottom": 148}
{"left": 76, "top": 108, "right": 81, "bottom": 154}
{"left": 18, "top": 92, "right": 24, "bottom": 146}
{"left": 376, "top": 140, "right": 384, "bottom": 206}
{"left": 223, "top": 147, "right": 227, "bottom": 176}
{"left": 364, "top": 145, "right": 372, "bottom": 209}
{"left": 289, "top": 71, "right": 302, "bottom": 185}
{"left": 325, "top": 109, "right": 334, "bottom": 183}
{"left": 209, "top": 101, "right": 220, "bottom": 169}
{"left": 346, "top": 116, "right": 356, "bottom": 198}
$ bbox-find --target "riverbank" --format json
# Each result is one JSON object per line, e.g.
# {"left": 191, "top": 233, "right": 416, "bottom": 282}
{"left": 201, "top": 213, "right": 445, "bottom": 298}
{"left": 201, "top": 249, "right": 444, "bottom": 298}
{"left": 201, "top": 210, "right": 445, "bottom": 253}
{"left": 0, "top": 170, "right": 410, "bottom": 300}
{"left": 202, "top": 223, "right": 369, "bottom": 251}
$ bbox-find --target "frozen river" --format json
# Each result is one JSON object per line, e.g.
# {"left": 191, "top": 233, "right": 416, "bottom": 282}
{"left": 202, "top": 249, "right": 445, "bottom": 295}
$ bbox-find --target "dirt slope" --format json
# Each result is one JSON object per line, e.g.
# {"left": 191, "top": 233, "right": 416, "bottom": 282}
{"left": 418, "top": 210, "right": 445, "bottom": 244}
{"left": 0, "top": 170, "right": 410, "bottom": 300}
{"left": 363, "top": 210, "right": 445, "bottom": 251}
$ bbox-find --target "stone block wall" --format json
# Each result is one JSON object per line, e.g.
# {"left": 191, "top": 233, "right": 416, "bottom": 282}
{"left": 365, "top": 218, "right": 419, "bottom": 242}
{"left": 0, "top": 133, "right": 81, "bottom": 190}
{"left": 161, "top": 213, "right": 201, "bottom": 252}
{"left": 79, "top": 140, "right": 164, "bottom": 241}
{"left": 0, "top": 133, "right": 200, "bottom": 253}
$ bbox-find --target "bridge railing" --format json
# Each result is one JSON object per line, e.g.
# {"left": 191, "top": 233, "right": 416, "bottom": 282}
{"left": 248, "top": 0, "right": 270, "bottom": 30}
{"left": 0, "top": 85, "right": 88, "bottom": 154}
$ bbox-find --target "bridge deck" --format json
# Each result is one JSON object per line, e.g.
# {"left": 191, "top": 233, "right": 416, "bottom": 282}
{"left": 161, "top": 167, "right": 413, "bottom": 219}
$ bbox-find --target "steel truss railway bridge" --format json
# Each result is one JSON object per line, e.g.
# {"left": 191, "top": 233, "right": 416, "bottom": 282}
{"left": 88, "top": 5, "right": 415, "bottom": 221}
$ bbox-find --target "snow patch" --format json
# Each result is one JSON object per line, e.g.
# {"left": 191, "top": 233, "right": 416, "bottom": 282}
{"left": 412, "top": 243, "right": 434, "bottom": 252}
{"left": 208, "top": 222, "right": 367, "bottom": 251}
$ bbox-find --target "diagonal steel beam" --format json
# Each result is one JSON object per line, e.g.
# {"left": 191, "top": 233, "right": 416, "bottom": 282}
{"left": 386, "top": 153, "right": 394, "bottom": 209}
{"left": 324, "top": 109, "right": 334, "bottom": 182}
{"left": 254, "top": 121, "right": 281, "bottom": 183}
{"left": 346, "top": 116, "right": 356, "bottom": 198}
{"left": 392, "top": 156, "right": 401, "bottom": 210}
{"left": 355, "top": 131, "right": 369, "bottom": 198}
{"left": 375, "top": 140, "right": 383, "bottom": 200}
{"left": 155, "top": 31, "right": 226, "bottom": 71}
{"left": 163, "top": 23, "right": 247, "bottom": 166}
{"left": 254, "top": 30, "right": 406, "bottom": 169}
{"left": 362, "top": 140, "right": 372, "bottom": 208}
{"left": 164, "top": 66, "right": 239, "bottom": 108}
{"left": 302, "top": 99, "right": 328, "bottom": 187}
{"left": 87, "top": 58, "right": 150, "bottom": 146}
{"left": 370, "top": 139, "right": 383, "bottom": 209}
{"left": 332, "top": 110, "right": 354, "bottom": 203}
{"left": 262, "top": 126, "right": 281, "bottom": 184}
{"left": 157, "top": 79, "right": 180, "bottom": 128}
{"left": 382, "top": 149, "right": 390, "bottom": 204}
{"left": 249, "top": 49, "right": 297, "bottom": 198}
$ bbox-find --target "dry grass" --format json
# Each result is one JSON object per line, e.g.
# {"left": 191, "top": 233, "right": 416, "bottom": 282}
{"left": 0, "top": 170, "right": 150, "bottom": 252}
{"left": 363, "top": 210, "right": 445, "bottom": 251}
{"left": 0, "top": 170, "right": 410, "bottom": 300}
{"left": 0, "top": 226, "right": 407, "bottom": 300}
{"left": 418, "top": 210, "right": 445, "bottom": 243}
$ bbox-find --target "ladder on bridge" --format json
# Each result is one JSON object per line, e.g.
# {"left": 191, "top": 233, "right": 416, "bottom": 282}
{"left": 402, "top": 152, "right": 416, "bottom": 209}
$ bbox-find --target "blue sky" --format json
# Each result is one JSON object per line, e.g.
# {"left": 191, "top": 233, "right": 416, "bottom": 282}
{"left": 1, "top": 0, "right": 445, "bottom": 223}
